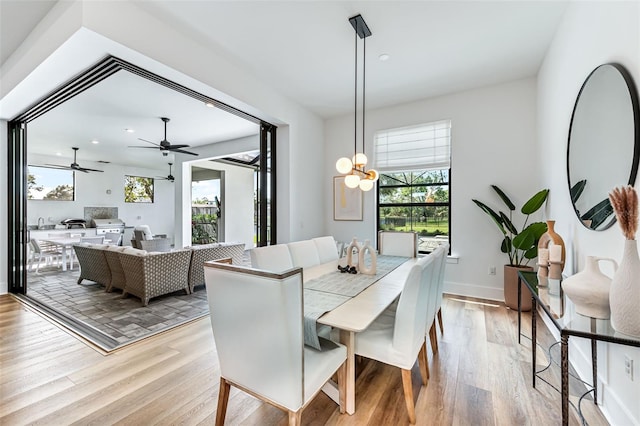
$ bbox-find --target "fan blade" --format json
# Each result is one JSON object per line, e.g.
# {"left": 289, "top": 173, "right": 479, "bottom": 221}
{"left": 78, "top": 167, "right": 104, "bottom": 173}
{"left": 172, "top": 148, "right": 199, "bottom": 156}
{"left": 167, "top": 144, "right": 189, "bottom": 150}
{"left": 42, "top": 164, "right": 74, "bottom": 170}
{"left": 128, "top": 146, "right": 161, "bottom": 149}
{"left": 137, "top": 138, "right": 161, "bottom": 147}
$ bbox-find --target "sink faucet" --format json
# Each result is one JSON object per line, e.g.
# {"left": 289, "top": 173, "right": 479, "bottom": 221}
{"left": 37, "top": 217, "right": 44, "bottom": 229}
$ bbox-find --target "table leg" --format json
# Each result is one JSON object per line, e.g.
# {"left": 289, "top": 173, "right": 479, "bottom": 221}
{"left": 561, "top": 334, "right": 569, "bottom": 426}
{"left": 532, "top": 295, "right": 537, "bottom": 388}
{"left": 592, "top": 339, "right": 597, "bottom": 405}
{"left": 61, "top": 245, "right": 67, "bottom": 271}
{"left": 340, "top": 329, "right": 356, "bottom": 415}
{"left": 518, "top": 275, "right": 522, "bottom": 344}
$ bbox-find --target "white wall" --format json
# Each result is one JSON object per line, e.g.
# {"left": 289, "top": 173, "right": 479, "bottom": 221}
{"left": 537, "top": 2, "right": 640, "bottom": 424}
{"left": 28, "top": 153, "right": 175, "bottom": 241}
{"left": 0, "top": 120, "right": 7, "bottom": 294}
{"left": 325, "top": 78, "right": 540, "bottom": 301}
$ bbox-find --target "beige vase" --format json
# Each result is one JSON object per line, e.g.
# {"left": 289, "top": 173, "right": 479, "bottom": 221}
{"left": 504, "top": 265, "right": 533, "bottom": 311}
{"left": 562, "top": 256, "right": 617, "bottom": 319}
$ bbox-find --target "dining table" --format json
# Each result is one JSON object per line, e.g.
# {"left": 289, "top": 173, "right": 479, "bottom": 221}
{"left": 40, "top": 237, "right": 81, "bottom": 271}
{"left": 302, "top": 255, "right": 418, "bottom": 415}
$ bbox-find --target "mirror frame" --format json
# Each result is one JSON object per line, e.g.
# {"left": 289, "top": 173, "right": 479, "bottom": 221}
{"left": 566, "top": 62, "right": 640, "bottom": 231}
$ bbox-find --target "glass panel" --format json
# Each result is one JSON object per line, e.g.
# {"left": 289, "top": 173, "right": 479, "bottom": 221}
{"left": 412, "top": 185, "right": 449, "bottom": 203}
{"left": 124, "top": 175, "right": 154, "bottom": 203}
{"left": 27, "top": 166, "right": 75, "bottom": 201}
{"left": 379, "top": 186, "right": 411, "bottom": 204}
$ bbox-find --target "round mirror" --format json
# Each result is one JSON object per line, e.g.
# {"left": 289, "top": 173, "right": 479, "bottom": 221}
{"left": 567, "top": 63, "right": 640, "bottom": 231}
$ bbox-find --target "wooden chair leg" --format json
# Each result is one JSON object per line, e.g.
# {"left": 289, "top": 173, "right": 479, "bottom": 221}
{"left": 437, "top": 307, "right": 444, "bottom": 334}
{"left": 401, "top": 369, "right": 417, "bottom": 424}
{"left": 429, "top": 322, "right": 439, "bottom": 354}
{"left": 337, "top": 361, "right": 347, "bottom": 414}
{"left": 288, "top": 410, "right": 302, "bottom": 426}
{"left": 215, "top": 378, "right": 231, "bottom": 426}
{"left": 418, "top": 341, "right": 429, "bottom": 384}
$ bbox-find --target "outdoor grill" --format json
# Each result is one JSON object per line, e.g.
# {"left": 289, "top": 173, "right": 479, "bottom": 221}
{"left": 91, "top": 218, "right": 126, "bottom": 235}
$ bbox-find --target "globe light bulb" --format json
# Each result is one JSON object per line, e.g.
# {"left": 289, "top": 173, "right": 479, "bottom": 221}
{"left": 352, "top": 153, "right": 368, "bottom": 167}
{"left": 344, "top": 174, "right": 361, "bottom": 188}
{"left": 359, "top": 179, "right": 374, "bottom": 191}
{"left": 336, "top": 157, "right": 353, "bottom": 174}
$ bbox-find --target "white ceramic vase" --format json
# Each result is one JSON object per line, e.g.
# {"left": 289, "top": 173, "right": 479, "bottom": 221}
{"left": 562, "top": 256, "right": 617, "bottom": 319}
{"left": 345, "top": 237, "right": 360, "bottom": 270}
{"left": 358, "top": 239, "right": 377, "bottom": 275}
{"left": 610, "top": 239, "right": 640, "bottom": 337}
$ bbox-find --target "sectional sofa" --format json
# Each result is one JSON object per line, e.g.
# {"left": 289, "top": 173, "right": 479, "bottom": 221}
{"left": 73, "top": 242, "right": 246, "bottom": 306}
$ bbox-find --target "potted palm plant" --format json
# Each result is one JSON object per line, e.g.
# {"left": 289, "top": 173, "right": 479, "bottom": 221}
{"left": 472, "top": 186, "right": 549, "bottom": 310}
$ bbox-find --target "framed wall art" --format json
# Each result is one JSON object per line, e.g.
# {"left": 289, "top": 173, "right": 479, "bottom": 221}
{"left": 333, "top": 176, "right": 363, "bottom": 221}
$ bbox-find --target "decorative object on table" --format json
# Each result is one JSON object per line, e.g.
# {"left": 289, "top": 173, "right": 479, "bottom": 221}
{"left": 358, "top": 239, "right": 377, "bottom": 275}
{"left": 345, "top": 237, "right": 361, "bottom": 271}
{"left": 537, "top": 247, "right": 549, "bottom": 279}
{"left": 334, "top": 14, "right": 379, "bottom": 192}
{"left": 608, "top": 186, "right": 640, "bottom": 337}
{"left": 337, "top": 265, "right": 358, "bottom": 274}
{"left": 473, "top": 185, "right": 550, "bottom": 310}
{"left": 562, "top": 256, "right": 617, "bottom": 319}
{"left": 333, "top": 176, "right": 363, "bottom": 221}
{"left": 538, "top": 220, "right": 566, "bottom": 280}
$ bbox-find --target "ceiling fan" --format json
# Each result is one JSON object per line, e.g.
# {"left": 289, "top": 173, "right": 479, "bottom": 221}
{"left": 40, "top": 147, "right": 104, "bottom": 173}
{"left": 156, "top": 162, "right": 175, "bottom": 182}
{"left": 130, "top": 117, "right": 199, "bottom": 156}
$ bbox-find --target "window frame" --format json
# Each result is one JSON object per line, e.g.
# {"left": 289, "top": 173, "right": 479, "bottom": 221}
{"left": 376, "top": 168, "right": 451, "bottom": 254}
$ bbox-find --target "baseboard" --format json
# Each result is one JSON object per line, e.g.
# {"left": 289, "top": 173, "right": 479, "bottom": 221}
{"left": 444, "top": 280, "right": 503, "bottom": 302}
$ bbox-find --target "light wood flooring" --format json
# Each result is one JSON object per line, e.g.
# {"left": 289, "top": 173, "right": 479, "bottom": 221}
{"left": 0, "top": 294, "right": 608, "bottom": 425}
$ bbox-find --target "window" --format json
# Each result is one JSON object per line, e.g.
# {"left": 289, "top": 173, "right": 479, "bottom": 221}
{"left": 124, "top": 175, "right": 154, "bottom": 203}
{"left": 375, "top": 120, "right": 451, "bottom": 253}
{"left": 27, "top": 166, "right": 75, "bottom": 201}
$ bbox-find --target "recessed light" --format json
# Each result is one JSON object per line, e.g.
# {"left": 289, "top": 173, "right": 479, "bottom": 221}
{"left": 56, "top": 152, "right": 62, "bottom": 156}
{"left": 205, "top": 101, "right": 215, "bottom": 108}
{"left": 91, "top": 140, "right": 99, "bottom": 144}
{"left": 379, "top": 53, "right": 390, "bottom": 62}
{"left": 125, "top": 128, "right": 135, "bottom": 133}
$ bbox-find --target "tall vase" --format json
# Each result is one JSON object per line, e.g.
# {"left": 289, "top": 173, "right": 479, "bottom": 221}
{"left": 610, "top": 239, "right": 640, "bottom": 337}
{"left": 562, "top": 256, "right": 617, "bottom": 319}
{"left": 358, "top": 239, "right": 377, "bottom": 275}
{"left": 345, "top": 237, "right": 360, "bottom": 270}
{"left": 539, "top": 220, "right": 565, "bottom": 279}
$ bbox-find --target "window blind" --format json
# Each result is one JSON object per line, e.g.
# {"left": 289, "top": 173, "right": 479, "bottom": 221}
{"left": 374, "top": 119, "right": 451, "bottom": 172}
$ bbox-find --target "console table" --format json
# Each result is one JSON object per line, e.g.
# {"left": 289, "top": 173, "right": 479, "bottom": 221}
{"left": 517, "top": 270, "right": 640, "bottom": 425}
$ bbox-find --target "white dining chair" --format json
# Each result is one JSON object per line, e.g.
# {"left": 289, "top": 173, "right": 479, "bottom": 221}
{"left": 249, "top": 244, "right": 294, "bottom": 272}
{"left": 204, "top": 261, "right": 347, "bottom": 425}
{"left": 29, "top": 238, "right": 62, "bottom": 273}
{"left": 354, "top": 252, "right": 438, "bottom": 424}
{"left": 378, "top": 230, "right": 418, "bottom": 257}
{"left": 312, "top": 236, "right": 340, "bottom": 263}
{"left": 431, "top": 243, "right": 449, "bottom": 352}
{"left": 287, "top": 240, "right": 321, "bottom": 268}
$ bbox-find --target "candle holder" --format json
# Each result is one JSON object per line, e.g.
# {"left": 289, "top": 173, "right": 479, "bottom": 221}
{"left": 549, "top": 260, "right": 564, "bottom": 280}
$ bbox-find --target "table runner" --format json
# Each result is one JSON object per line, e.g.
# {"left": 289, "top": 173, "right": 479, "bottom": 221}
{"left": 303, "top": 255, "right": 408, "bottom": 349}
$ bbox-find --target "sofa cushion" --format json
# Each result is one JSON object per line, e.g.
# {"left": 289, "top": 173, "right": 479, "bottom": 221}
{"left": 250, "top": 244, "right": 294, "bottom": 271}
{"left": 287, "top": 240, "right": 321, "bottom": 269}
{"left": 312, "top": 236, "right": 339, "bottom": 263}
{"left": 122, "top": 247, "right": 147, "bottom": 256}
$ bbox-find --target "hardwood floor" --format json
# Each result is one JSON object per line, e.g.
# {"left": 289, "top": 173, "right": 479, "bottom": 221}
{"left": 0, "top": 294, "right": 608, "bottom": 425}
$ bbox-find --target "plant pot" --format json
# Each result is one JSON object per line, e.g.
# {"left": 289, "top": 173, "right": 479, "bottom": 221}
{"left": 504, "top": 265, "right": 533, "bottom": 311}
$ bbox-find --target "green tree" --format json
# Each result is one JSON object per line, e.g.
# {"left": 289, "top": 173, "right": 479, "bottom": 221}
{"left": 43, "top": 185, "right": 73, "bottom": 200}
{"left": 27, "top": 173, "right": 43, "bottom": 199}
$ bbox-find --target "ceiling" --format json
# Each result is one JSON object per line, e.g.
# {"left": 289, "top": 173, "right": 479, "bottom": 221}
{"left": 1, "top": 1, "right": 569, "bottom": 168}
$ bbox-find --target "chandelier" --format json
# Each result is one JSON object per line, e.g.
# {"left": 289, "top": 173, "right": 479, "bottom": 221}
{"left": 335, "top": 14, "right": 379, "bottom": 192}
